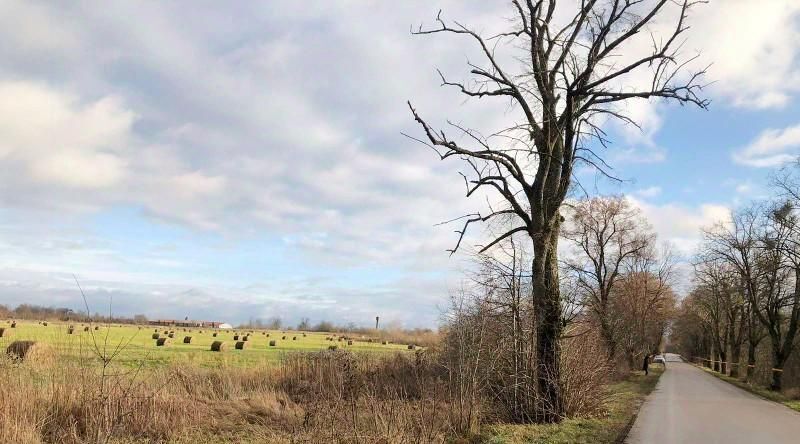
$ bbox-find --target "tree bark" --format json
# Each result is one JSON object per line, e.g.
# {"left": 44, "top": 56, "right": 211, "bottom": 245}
{"left": 532, "top": 229, "right": 563, "bottom": 423}
{"left": 730, "top": 344, "right": 741, "bottom": 378}
{"left": 746, "top": 342, "right": 757, "bottom": 382}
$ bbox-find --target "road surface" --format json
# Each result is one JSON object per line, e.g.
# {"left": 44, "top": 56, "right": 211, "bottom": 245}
{"left": 626, "top": 353, "right": 800, "bottom": 443}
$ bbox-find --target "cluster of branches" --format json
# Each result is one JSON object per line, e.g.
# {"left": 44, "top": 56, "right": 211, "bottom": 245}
{"left": 562, "top": 196, "right": 676, "bottom": 372}
{"left": 674, "top": 163, "right": 800, "bottom": 390}
{"left": 440, "top": 195, "right": 675, "bottom": 425}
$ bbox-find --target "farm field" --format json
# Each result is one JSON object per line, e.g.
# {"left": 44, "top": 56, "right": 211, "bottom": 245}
{"left": 0, "top": 320, "right": 413, "bottom": 368}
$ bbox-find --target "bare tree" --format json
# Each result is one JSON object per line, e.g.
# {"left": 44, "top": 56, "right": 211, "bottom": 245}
{"left": 691, "top": 259, "right": 746, "bottom": 376}
{"left": 562, "top": 196, "right": 654, "bottom": 363}
{"left": 703, "top": 206, "right": 800, "bottom": 390}
{"left": 408, "top": 0, "right": 707, "bottom": 422}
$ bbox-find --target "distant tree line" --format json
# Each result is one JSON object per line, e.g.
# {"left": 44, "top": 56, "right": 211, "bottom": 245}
{"left": 0, "top": 303, "right": 149, "bottom": 325}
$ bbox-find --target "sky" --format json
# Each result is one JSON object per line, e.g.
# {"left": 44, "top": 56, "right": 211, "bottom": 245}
{"left": 0, "top": 0, "right": 799, "bottom": 327}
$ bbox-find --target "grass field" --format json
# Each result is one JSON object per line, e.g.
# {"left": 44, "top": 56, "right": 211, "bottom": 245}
{"left": 0, "top": 319, "right": 413, "bottom": 368}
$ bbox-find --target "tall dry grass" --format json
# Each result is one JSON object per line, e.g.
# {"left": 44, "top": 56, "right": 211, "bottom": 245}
{"left": 0, "top": 348, "right": 459, "bottom": 444}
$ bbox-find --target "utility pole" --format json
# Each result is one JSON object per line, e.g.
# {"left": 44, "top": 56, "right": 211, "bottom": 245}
{"left": 375, "top": 316, "right": 379, "bottom": 330}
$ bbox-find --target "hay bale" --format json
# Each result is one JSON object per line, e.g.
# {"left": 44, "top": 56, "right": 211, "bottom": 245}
{"left": 94, "top": 326, "right": 100, "bottom": 330}
{"left": 152, "top": 333, "right": 160, "bottom": 339}
{"left": 6, "top": 341, "right": 52, "bottom": 365}
{"left": 233, "top": 334, "right": 240, "bottom": 340}
{"left": 302, "top": 333, "right": 307, "bottom": 337}
{"left": 347, "top": 340, "right": 353, "bottom": 346}
{"left": 163, "top": 330, "right": 169, "bottom": 334}
{"left": 210, "top": 341, "right": 226, "bottom": 352}
{"left": 328, "top": 345, "right": 338, "bottom": 351}
{"left": 235, "top": 341, "right": 247, "bottom": 350}
{"left": 0, "top": 328, "right": 8, "bottom": 338}
{"left": 168, "top": 333, "right": 175, "bottom": 338}
{"left": 292, "top": 336, "right": 297, "bottom": 341}
{"left": 156, "top": 338, "right": 169, "bottom": 346}
{"left": 83, "top": 326, "right": 90, "bottom": 332}
{"left": 154, "top": 328, "right": 159, "bottom": 332}
{"left": 265, "top": 333, "right": 270, "bottom": 337}
{"left": 382, "top": 341, "right": 388, "bottom": 345}
{"left": 269, "top": 340, "right": 277, "bottom": 347}
{"left": 242, "top": 335, "right": 249, "bottom": 342}
{"left": 42, "top": 321, "right": 48, "bottom": 326}
{"left": 407, "top": 344, "right": 416, "bottom": 350}
{"left": 212, "top": 332, "right": 218, "bottom": 337}
{"left": 183, "top": 336, "right": 193, "bottom": 344}
{"left": 10, "top": 321, "right": 16, "bottom": 328}
{"left": 67, "top": 328, "right": 74, "bottom": 335}
{"left": 281, "top": 336, "right": 286, "bottom": 340}
{"left": 262, "top": 332, "right": 266, "bottom": 335}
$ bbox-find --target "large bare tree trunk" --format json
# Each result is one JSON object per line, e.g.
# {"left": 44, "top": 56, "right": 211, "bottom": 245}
{"left": 532, "top": 229, "right": 563, "bottom": 422}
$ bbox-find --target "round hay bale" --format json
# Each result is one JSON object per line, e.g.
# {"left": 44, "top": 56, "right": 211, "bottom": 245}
{"left": 381, "top": 341, "right": 388, "bottom": 345}
{"left": 212, "top": 332, "right": 218, "bottom": 337}
{"left": 328, "top": 345, "right": 338, "bottom": 351}
{"left": 407, "top": 344, "right": 416, "bottom": 350}
{"left": 265, "top": 333, "right": 270, "bottom": 337}
{"left": 0, "top": 327, "right": 9, "bottom": 338}
{"left": 10, "top": 321, "right": 17, "bottom": 328}
{"left": 302, "top": 333, "right": 307, "bottom": 337}
{"left": 233, "top": 334, "right": 240, "bottom": 340}
{"left": 292, "top": 336, "right": 297, "bottom": 340}
{"left": 281, "top": 336, "right": 286, "bottom": 340}
{"left": 94, "top": 326, "right": 100, "bottom": 330}
{"left": 67, "top": 328, "right": 74, "bottom": 335}
{"left": 183, "top": 336, "right": 193, "bottom": 344}
{"left": 347, "top": 340, "right": 353, "bottom": 346}
{"left": 154, "top": 328, "right": 159, "bottom": 332}
{"left": 83, "top": 326, "right": 90, "bottom": 332}
{"left": 234, "top": 341, "right": 247, "bottom": 350}
{"left": 152, "top": 333, "right": 160, "bottom": 339}
{"left": 262, "top": 332, "right": 266, "bottom": 335}
{"left": 163, "top": 330, "right": 169, "bottom": 334}
{"left": 337, "top": 337, "right": 343, "bottom": 342}
{"left": 6, "top": 341, "right": 52, "bottom": 366}
{"left": 42, "top": 321, "right": 48, "bottom": 326}
{"left": 269, "top": 340, "right": 277, "bottom": 347}
{"left": 242, "top": 335, "right": 249, "bottom": 342}
{"left": 210, "top": 341, "right": 226, "bottom": 352}
{"left": 168, "top": 333, "right": 175, "bottom": 338}
{"left": 156, "top": 338, "right": 169, "bottom": 346}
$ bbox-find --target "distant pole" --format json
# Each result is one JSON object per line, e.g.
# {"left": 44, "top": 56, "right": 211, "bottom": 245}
{"left": 375, "top": 316, "right": 380, "bottom": 330}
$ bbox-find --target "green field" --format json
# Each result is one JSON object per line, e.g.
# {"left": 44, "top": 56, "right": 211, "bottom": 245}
{"left": 0, "top": 320, "right": 412, "bottom": 368}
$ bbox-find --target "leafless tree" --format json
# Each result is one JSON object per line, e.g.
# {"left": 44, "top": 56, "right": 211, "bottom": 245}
{"left": 691, "top": 259, "right": 746, "bottom": 376}
{"left": 703, "top": 206, "right": 800, "bottom": 390}
{"left": 562, "top": 196, "right": 654, "bottom": 362}
{"left": 407, "top": 0, "right": 707, "bottom": 422}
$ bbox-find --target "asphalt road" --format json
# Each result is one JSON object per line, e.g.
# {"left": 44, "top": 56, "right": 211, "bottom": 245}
{"left": 626, "top": 353, "right": 800, "bottom": 444}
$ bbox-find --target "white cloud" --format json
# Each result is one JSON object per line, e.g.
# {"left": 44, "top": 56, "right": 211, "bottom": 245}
{"left": 733, "top": 123, "right": 800, "bottom": 167}
{"left": 0, "top": 82, "right": 134, "bottom": 188}
{"left": 626, "top": 196, "right": 731, "bottom": 255}
{"left": 634, "top": 186, "right": 662, "bottom": 199}
{"left": 690, "top": 0, "right": 800, "bottom": 109}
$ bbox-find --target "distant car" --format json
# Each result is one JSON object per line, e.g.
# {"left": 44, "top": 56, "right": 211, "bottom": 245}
{"left": 653, "top": 355, "right": 666, "bottom": 364}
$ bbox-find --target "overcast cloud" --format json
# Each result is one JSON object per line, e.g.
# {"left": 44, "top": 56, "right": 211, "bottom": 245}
{"left": 0, "top": 0, "right": 798, "bottom": 327}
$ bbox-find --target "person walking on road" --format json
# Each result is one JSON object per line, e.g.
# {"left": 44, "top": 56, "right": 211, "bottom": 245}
{"left": 642, "top": 354, "right": 650, "bottom": 376}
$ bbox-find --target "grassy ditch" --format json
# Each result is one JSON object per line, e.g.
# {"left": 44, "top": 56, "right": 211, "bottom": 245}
{"left": 481, "top": 366, "right": 665, "bottom": 444}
